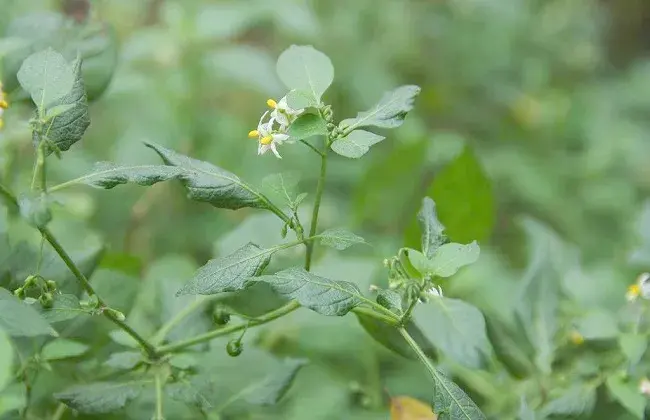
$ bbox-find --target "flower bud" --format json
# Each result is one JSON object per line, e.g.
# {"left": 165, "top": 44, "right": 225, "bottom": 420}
{"left": 46, "top": 280, "right": 57, "bottom": 292}
{"left": 24, "top": 275, "right": 37, "bottom": 288}
{"left": 14, "top": 287, "right": 25, "bottom": 299}
{"left": 226, "top": 339, "right": 243, "bottom": 357}
{"left": 39, "top": 292, "right": 53, "bottom": 309}
{"left": 105, "top": 308, "right": 126, "bottom": 321}
{"left": 212, "top": 307, "right": 231, "bottom": 326}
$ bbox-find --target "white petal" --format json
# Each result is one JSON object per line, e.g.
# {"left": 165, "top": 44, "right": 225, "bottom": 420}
{"left": 277, "top": 96, "right": 288, "bottom": 109}
{"left": 270, "top": 142, "right": 282, "bottom": 159}
{"left": 257, "top": 110, "right": 270, "bottom": 129}
{"left": 272, "top": 133, "right": 290, "bottom": 144}
{"left": 273, "top": 111, "right": 290, "bottom": 128}
{"left": 258, "top": 143, "right": 271, "bottom": 155}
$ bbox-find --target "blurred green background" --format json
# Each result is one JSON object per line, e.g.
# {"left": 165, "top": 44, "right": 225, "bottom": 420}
{"left": 3, "top": 0, "right": 650, "bottom": 419}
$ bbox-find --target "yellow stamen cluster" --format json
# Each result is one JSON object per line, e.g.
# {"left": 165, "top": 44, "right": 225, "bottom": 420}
{"left": 266, "top": 99, "right": 277, "bottom": 109}
{"left": 260, "top": 136, "right": 273, "bottom": 145}
{"left": 248, "top": 130, "right": 259, "bottom": 138}
{"left": 569, "top": 330, "right": 584, "bottom": 346}
{"left": 628, "top": 284, "right": 641, "bottom": 298}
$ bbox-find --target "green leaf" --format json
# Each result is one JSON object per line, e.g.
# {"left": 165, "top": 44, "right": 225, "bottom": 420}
{"left": 432, "top": 369, "right": 486, "bottom": 420}
{"left": 288, "top": 113, "right": 327, "bottom": 140}
{"left": 55, "top": 381, "right": 146, "bottom": 414}
{"left": 376, "top": 289, "right": 402, "bottom": 314}
{"left": 619, "top": 333, "right": 647, "bottom": 366}
{"left": 331, "top": 130, "right": 385, "bottom": 159}
{"left": 276, "top": 45, "right": 334, "bottom": 104}
{"left": 41, "top": 338, "right": 89, "bottom": 361}
{"left": 245, "top": 358, "right": 307, "bottom": 405}
{"left": 18, "top": 193, "right": 51, "bottom": 228}
{"left": 176, "top": 242, "right": 272, "bottom": 296}
{"left": 430, "top": 146, "right": 494, "bottom": 243}
{"left": 0, "top": 288, "right": 57, "bottom": 337}
{"left": 418, "top": 197, "right": 447, "bottom": 258}
{"left": 261, "top": 172, "right": 300, "bottom": 206}
{"left": 109, "top": 330, "right": 139, "bottom": 348}
{"left": 166, "top": 380, "right": 212, "bottom": 411}
{"left": 104, "top": 351, "right": 142, "bottom": 370}
{"left": 33, "top": 57, "right": 90, "bottom": 154}
{"left": 484, "top": 316, "right": 534, "bottom": 379}
{"left": 357, "top": 314, "right": 436, "bottom": 360}
{"left": 37, "top": 294, "right": 89, "bottom": 323}
{"left": 317, "top": 228, "right": 367, "bottom": 251}
{"left": 414, "top": 298, "right": 490, "bottom": 368}
{"left": 286, "top": 89, "right": 315, "bottom": 109}
{"left": 145, "top": 142, "right": 267, "bottom": 210}
{"left": 575, "top": 310, "right": 618, "bottom": 340}
{"left": 0, "top": 327, "right": 12, "bottom": 391}
{"left": 606, "top": 376, "right": 646, "bottom": 418}
{"left": 66, "top": 162, "right": 184, "bottom": 189}
{"left": 340, "top": 85, "right": 420, "bottom": 132}
{"left": 429, "top": 241, "right": 480, "bottom": 278}
{"left": 253, "top": 267, "right": 365, "bottom": 316}
{"left": 542, "top": 385, "right": 596, "bottom": 417}
{"left": 16, "top": 48, "right": 74, "bottom": 111}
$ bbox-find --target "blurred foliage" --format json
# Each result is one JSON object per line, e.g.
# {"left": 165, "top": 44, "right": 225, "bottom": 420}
{"left": 2, "top": 0, "right": 650, "bottom": 419}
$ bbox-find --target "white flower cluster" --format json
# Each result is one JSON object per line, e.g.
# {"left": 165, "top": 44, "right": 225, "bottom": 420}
{"left": 248, "top": 96, "right": 304, "bottom": 159}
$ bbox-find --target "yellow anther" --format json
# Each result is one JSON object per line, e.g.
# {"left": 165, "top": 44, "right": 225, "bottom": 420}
{"left": 248, "top": 130, "right": 259, "bottom": 138}
{"left": 628, "top": 284, "right": 641, "bottom": 298}
{"left": 0, "top": 100, "right": 8, "bottom": 109}
{"left": 266, "top": 99, "right": 277, "bottom": 109}
{"left": 569, "top": 330, "right": 584, "bottom": 346}
{"left": 260, "top": 136, "right": 273, "bottom": 145}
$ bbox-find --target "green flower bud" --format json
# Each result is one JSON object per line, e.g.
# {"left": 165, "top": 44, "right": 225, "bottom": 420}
{"left": 226, "top": 339, "right": 243, "bottom": 357}
{"left": 14, "top": 287, "right": 25, "bottom": 299}
{"left": 46, "top": 280, "right": 57, "bottom": 292}
{"left": 212, "top": 307, "right": 231, "bottom": 326}
{"left": 24, "top": 275, "right": 37, "bottom": 288}
{"left": 280, "top": 223, "right": 288, "bottom": 239}
{"left": 105, "top": 308, "right": 126, "bottom": 321}
{"left": 39, "top": 292, "right": 53, "bottom": 309}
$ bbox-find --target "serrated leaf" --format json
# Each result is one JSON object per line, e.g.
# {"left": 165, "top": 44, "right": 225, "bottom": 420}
{"left": 331, "top": 130, "right": 385, "bottom": 158}
{"left": 377, "top": 289, "right": 402, "bottom": 313}
{"left": 619, "top": 333, "right": 647, "bottom": 366}
{"left": 542, "top": 385, "right": 596, "bottom": 417}
{"left": 288, "top": 113, "right": 327, "bottom": 140}
{"left": 429, "top": 242, "right": 480, "bottom": 277}
{"left": 145, "top": 142, "right": 267, "bottom": 210}
{"left": 104, "top": 351, "right": 141, "bottom": 370}
{"left": 340, "top": 85, "right": 420, "bottom": 132}
{"left": 0, "top": 327, "right": 12, "bottom": 391}
{"left": 245, "top": 358, "right": 307, "bottom": 405}
{"left": 317, "top": 228, "right": 367, "bottom": 251}
{"left": 18, "top": 193, "right": 51, "bottom": 228}
{"left": 55, "top": 381, "right": 146, "bottom": 414}
{"left": 276, "top": 45, "right": 334, "bottom": 104}
{"left": 177, "top": 243, "right": 272, "bottom": 296}
{"left": 606, "top": 376, "right": 645, "bottom": 418}
{"left": 390, "top": 396, "right": 437, "bottom": 420}
{"left": 418, "top": 197, "right": 446, "bottom": 258}
{"left": 432, "top": 369, "right": 486, "bottom": 420}
{"left": 253, "top": 267, "right": 366, "bottom": 316}
{"left": 34, "top": 57, "right": 90, "bottom": 154}
{"left": 414, "top": 298, "right": 490, "bottom": 368}
{"left": 41, "top": 339, "right": 89, "bottom": 361}
{"left": 37, "top": 294, "right": 89, "bottom": 323}
{"left": 430, "top": 147, "right": 494, "bottom": 243}
{"left": 17, "top": 48, "right": 74, "bottom": 110}
{"left": 166, "top": 380, "right": 212, "bottom": 411}
{"left": 0, "top": 288, "right": 57, "bottom": 337}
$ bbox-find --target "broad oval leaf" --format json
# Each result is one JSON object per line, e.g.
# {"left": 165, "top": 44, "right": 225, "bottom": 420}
{"left": 55, "top": 381, "right": 146, "bottom": 414}
{"left": 104, "top": 351, "right": 142, "bottom": 370}
{"left": 176, "top": 242, "right": 273, "bottom": 296}
{"left": 317, "top": 228, "right": 367, "bottom": 251}
{"left": 253, "top": 267, "right": 366, "bottom": 316}
{"left": 418, "top": 197, "right": 446, "bottom": 258}
{"left": 331, "top": 130, "right": 385, "bottom": 159}
{"left": 37, "top": 294, "right": 89, "bottom": 323}
{"left": 261, "top": 172, "right": 301, "bottom": 207}
{"left": 414, "top": 298, "right": 490, "bottom": 368}
{"left": 166, "top": 380, "right": 212, "bottom": 411}
{"left": 145, "top": 142, "right": 267, "bottom": 210}
{"left": 245, "top": 358, "right": 307, "bottom": 405}
{"left": 288, "top": 113, "right": 327, "bottom": 140}
{"left": 606, "top": 376, "right": 646, "bottom": 418}
{"left": 429, "top": 242, "right": 480, "bottom": 278}
{"left": 619, "top": 333, "right": 647, "bottom": 366}
{"left": 41, "top": 339, "right": 89, "bottom": 361}
{"left": 431, "top": 369, "right": 486, "bottom": 420}
{"left": 0, "top": 288, "right": 57, "bottom": 337}
{"left": 18, "top": 193, "right": 52, "bottom": 228}
{"left": 376, "top": 289, "right": 403, "bottom": 314}
{"left": 340, "top": 85, "right": 420, "bottom": 132}
{"left": 17, "top": 48, "right": 74, "bottom": 110}
{"left": 357, "top": 313, "right": 437, "bottom": 361}
{"left": 33, "top": 57, "right": 90, "bottom": 154}
{"left": 542, "top": 385, "right": 596, "bottom": 417}
{"left": 0, "top": 327, "right": 12, "bottom": 391}
{"left": 276, "top": 45, "right": 334, "bottom": 104}
{"left": 430, "top": 147, "right": 494, "bottom": 243}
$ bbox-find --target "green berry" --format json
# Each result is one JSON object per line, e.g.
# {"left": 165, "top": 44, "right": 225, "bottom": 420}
{"left": 46, "top": 280, "right": 57, "bottom": 291}
{"left": 212, "top": 308, "right": 231, "bottom": 326}
{"left": 226, "top": 339, "right": 243, "bottom": 357}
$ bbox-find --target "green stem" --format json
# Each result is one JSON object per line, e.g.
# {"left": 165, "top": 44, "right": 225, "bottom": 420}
{"left": 154, "top": 370, "right": 164, "bottom": 420}
{"left": 152, "top": 296, "right": 215, "bottom": 345}
{"left": 353, "top": 307, "right": 399, "bottom": 326}
{"left": 156, "top": 301, "right": 300, "bottom": 355}
{"left": 0, "top": 182, "right": 18, "bottom": 210}
{"left": 304, "top": 148, "right": 328, "bottom": 271}
{"left": 51, "top": 404, "right": 67, "bottom": 420}
{"left": 398, "top": 327, "right": 437, "bottom": 379}
{"left": 299, "top": 139, "right": 325, "bottom": 157}
{"left": 401, "top": 298, "right": 419, "bottom": 325}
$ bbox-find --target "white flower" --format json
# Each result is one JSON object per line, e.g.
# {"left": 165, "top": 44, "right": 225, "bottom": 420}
{"left": 426, "top": 285, "right": 444, "bottom": 298}
{"left": 267, "top": 96, "right": 304, "bottom": 130}
{"left": 640, "top": 378, "right": 650, "bottom": 396}
{"left": 248, "top": 111, "right": 292, "bottom": 159}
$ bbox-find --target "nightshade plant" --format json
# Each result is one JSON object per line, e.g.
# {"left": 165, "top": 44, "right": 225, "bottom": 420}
{"left": 0, "top": 44, "right": 487, "bottom": 419}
